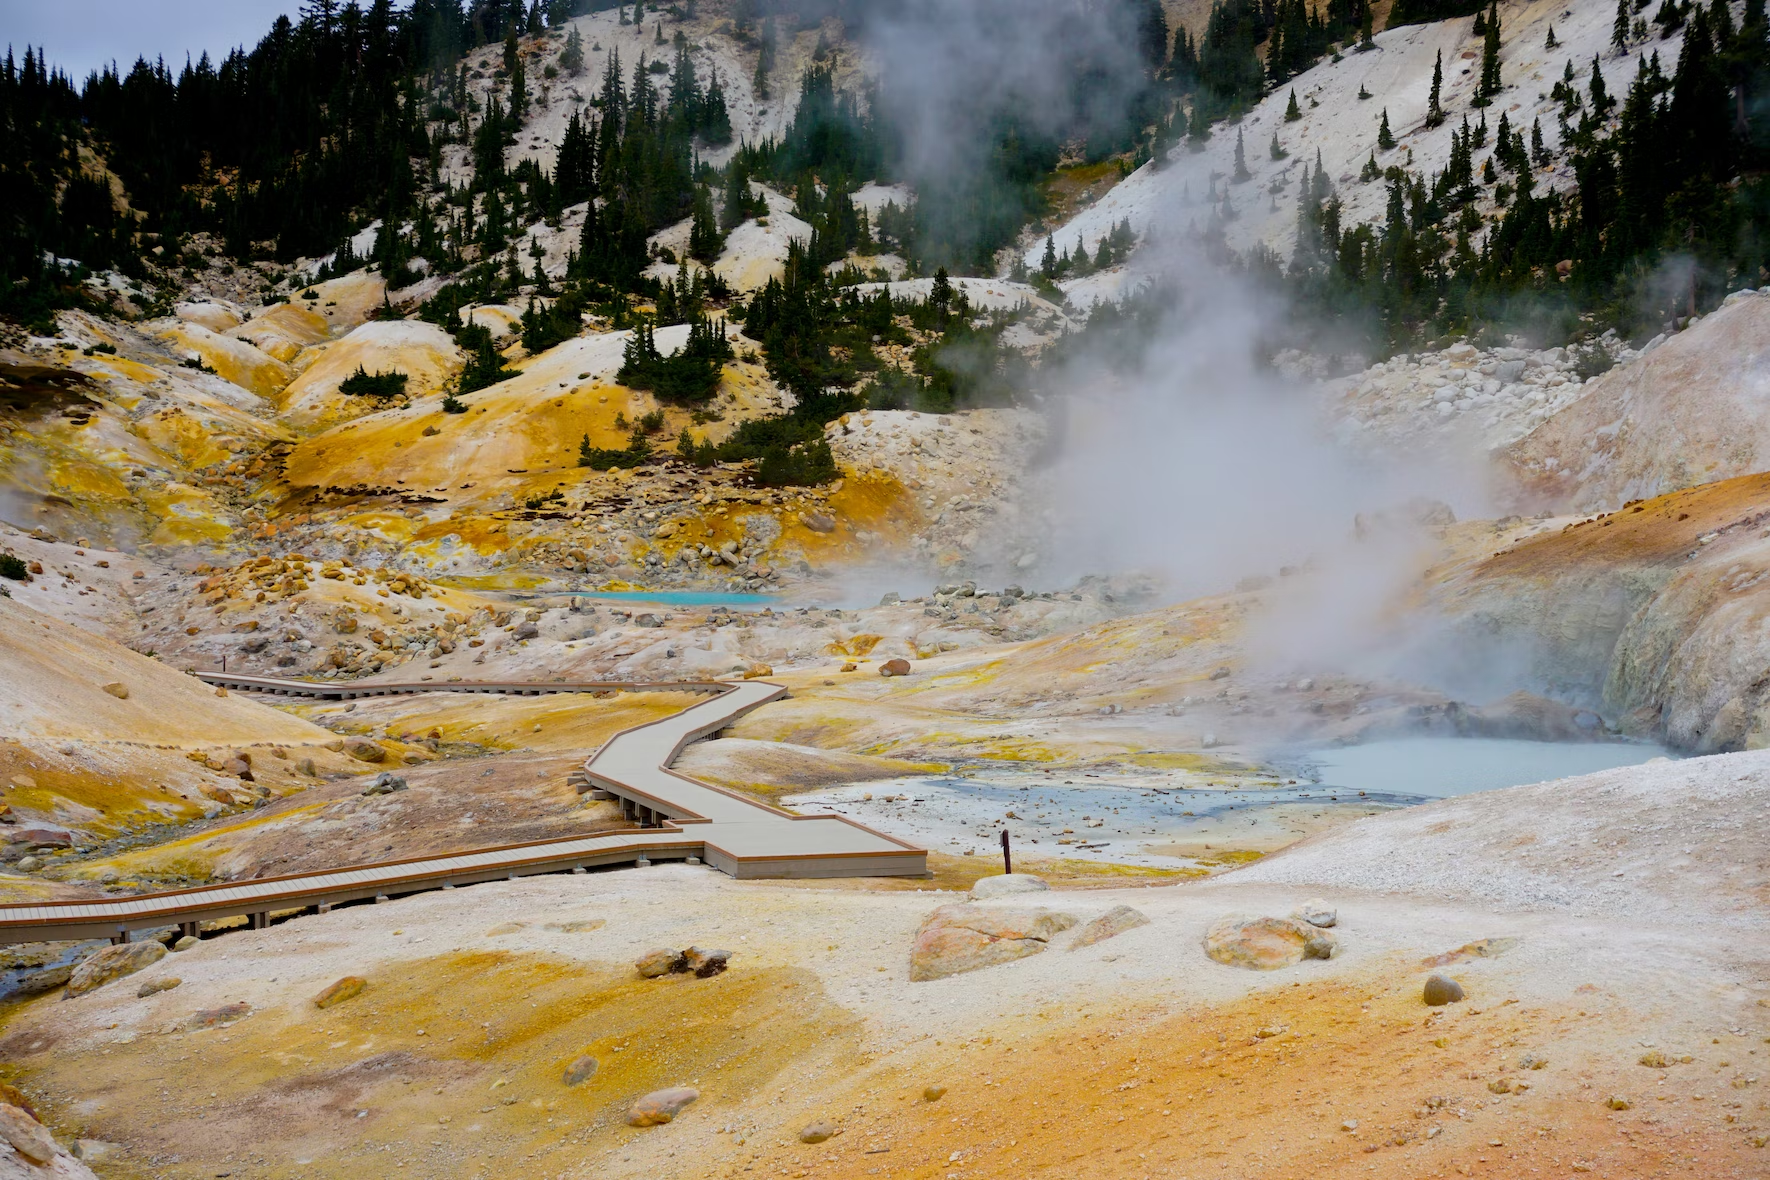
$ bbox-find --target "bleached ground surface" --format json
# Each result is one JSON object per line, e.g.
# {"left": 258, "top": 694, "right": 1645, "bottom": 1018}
{"left": 1032, "top": 0, "right": 1682, "bottom": 267}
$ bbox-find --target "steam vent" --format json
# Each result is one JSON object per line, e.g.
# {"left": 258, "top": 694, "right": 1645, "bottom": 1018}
{"left": 0, "top": 1, "right": 1763, "bottom": 1176}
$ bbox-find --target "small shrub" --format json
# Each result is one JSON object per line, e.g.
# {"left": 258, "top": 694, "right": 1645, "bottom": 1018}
{"left": 442, "top": 394, "right": 468, "bottom": 414}
{"left": 0, "top": 554, "right": 29, "bottom": 581}
{"left": 338, "top": 365, "right": 409, "bottom": 398}
{"left": 82, "top": 342, "right": 117, "bottom": 356}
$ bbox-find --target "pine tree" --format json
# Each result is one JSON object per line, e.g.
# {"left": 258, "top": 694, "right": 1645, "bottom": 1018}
{"left": 1234, "top": 128, "right": 1252, "bottom": 180}
{"left": 1427, "top": 49, "right": 1445, "bottom": 126}
{"left": 1590, "top": 55, "right": 1612, "bottom": 113}
{"left": 1546, "top": 24, "right": 1559, "bottom": 49}
{"left": 688, "top": 185, "right": 723, "bottom": 262}
{"left": 1530, "top": 117, "right": 1548, "bottom": 163}
{"left": 1040, "top": 234, "right": 1057, "bottom": 280}
{"left": 1476, "top": 2, "right": 1501, "bottom": 104}
{"left": 561, "top": 26, "right": 585, "bottom": 75}
{"left": 1378, "top": 107, "right": 1396, "bottom": 149}
{"left": 1285, "top": 89, "right": 1303, "bottom": 122}
{"left": 1188, "top": 101, "right": 1211, "bottom": 148}
{"left": 1359, "top": 1, "right": 1374, "bottom": 50}
{"left": 1361, "top": 150, "right": 1379, "bottom": 181}
{"left": 1271, "top": 129, "right": 1288, "bottom": 159}
{"left": 1613, "top": 0, "right": 1629, "bottom": 48}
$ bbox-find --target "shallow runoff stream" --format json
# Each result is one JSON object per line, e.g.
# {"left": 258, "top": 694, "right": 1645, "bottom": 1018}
{"left": 782, "top": 737, "right": 1671, "bottom": 870}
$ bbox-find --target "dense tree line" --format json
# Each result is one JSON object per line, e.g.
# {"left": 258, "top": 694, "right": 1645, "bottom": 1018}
{"left": 1272, "top": 1, "right": 1770, "bottom": 348}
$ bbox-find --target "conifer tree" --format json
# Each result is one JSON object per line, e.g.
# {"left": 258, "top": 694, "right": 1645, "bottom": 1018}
{"left": 1589, "top": 56, "right": 1612, "bottom": 113}
{"left": 561, "top": 26, "right": 585, "bottom": 75}
{"left": 1234, "top": 128, "right": 1252, "bottom": 180}
{"left": 1427, "top": 50, "right": 1445, "bottom": 126}
{"left": 1476, "top": 3, "right": 1501, "bottom": 103}
{"left": 1359, "top": 2, "right": 1374, "bottom": 50}
{"left": 1546, "top": 24, "right": 1559, "bottom": 49}
{"left": 1361, "top": 149, "right": 1379, "bottom": 180}
{"left": 1613, "top": 0, "right": 1629, "bottom": 48}
{"left": 1188, "top": 101, "right": 1211, "bottom": 148}
{"left": 1040, "top": 234, "right": 1057, "bottom": 280}
{"left": 1378, "top": 107, "right": 1396, "bottom": 149}
{"left": 1285, "top": 89, "right": 1303, "bottom": 121}
{"left": 1271, "top": 129, "right": 1288, "bottom": 159}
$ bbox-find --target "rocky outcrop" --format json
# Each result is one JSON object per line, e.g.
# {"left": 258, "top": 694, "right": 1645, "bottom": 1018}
{"left": 909, "top": 904, "right": 1077, "bottom": 981}
{"left": 1506, "top": 291, "right": 1770, "bottom": 512}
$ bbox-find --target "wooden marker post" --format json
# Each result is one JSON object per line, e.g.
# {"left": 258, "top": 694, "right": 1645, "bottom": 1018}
{"left": 1001, "top": 829, "right": 1012, "bottom": 875}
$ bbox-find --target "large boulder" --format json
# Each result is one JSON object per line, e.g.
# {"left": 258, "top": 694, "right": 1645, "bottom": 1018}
{"left": 342, "top": 737, "right": 387, "bottom": 763}
{"left": 1203, "top": 916, "right": 1337, "bottom": 971}
{"left": 64, "top": 941, "right": 166, "bottom": 998}
{"left": 909, "top": 904, "right": 1077, "bottom": 981}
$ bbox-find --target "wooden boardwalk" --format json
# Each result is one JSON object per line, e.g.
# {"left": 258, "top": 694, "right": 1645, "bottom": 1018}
{"left": 0, "top": 676, "right": 925, "bottom": 946}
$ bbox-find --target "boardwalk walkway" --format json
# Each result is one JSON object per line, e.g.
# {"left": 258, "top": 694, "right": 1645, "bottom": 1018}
{"left": 0, "top": 676, "right": 925, "bottom": 945}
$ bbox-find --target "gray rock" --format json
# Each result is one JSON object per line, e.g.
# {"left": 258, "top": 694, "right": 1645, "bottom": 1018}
{"left": 361, "top": 772, "right": 408, "bottom": 797}
{"left": 563, "top": 1055, "right": 598, "bottom": 1086}
{"left": 969, "top": 873, "right": 1049, "bottom": 900}
{"left": 16, "top": 964, "right": 73, "bottom": 994}
{"left": 1291, "top": 898, "right": 1337, "bottom": 928}
{"left": 798, "top": 1120, "right": 835, "bottom": 1144}
{"left": 1423, "top": 974, "right": 1466, "bottom": 1006}
{"left": 1069, "top": 905, "right": 1150, "bottom": 949}
{"left": 513, "top": 621, "right": 540, "bottom": 640}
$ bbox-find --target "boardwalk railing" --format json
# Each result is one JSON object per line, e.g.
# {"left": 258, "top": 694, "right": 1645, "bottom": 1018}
{"left": 0, "top": 676, "right": 925, "bottom": 946}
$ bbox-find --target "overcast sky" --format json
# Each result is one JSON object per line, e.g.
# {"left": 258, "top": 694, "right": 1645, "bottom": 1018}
{"left": 3, "top": 1, "right": 310, "bottom": 82}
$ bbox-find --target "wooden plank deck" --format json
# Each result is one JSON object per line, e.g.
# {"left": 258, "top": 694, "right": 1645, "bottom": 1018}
{"left": 0, "top": 675, "right": 926, "bottom": 945}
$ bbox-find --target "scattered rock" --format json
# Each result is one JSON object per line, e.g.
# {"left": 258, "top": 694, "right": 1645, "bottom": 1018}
{"left": 1421, "top": 937, "right": 1519, "bottom": 967}
{"left": 73, "top": 1139, "right": 120, "bottom": 1163}
{"left": 0, "top": 1102, "right": 55, "bottom": 1164}
{"left": 64, "top": 941, "right": 167, "bottom": 998}
{"left": 923, "top": 1085, "right": 947, "bottom": 1102}
{"left": 17, "top": 964, "right": 72, "bottom": 995}
{"left": 1203, "top": 916, "right": 1335, "bottom": 971}
{"left": 1069, "top": 905, "right": 1150, "bottom": 949}
{"left": 342, "top": 737, "right": 387, "bottom": 762}
{"left": 800, "top": 512, "right": 836, "bottom": 533}
{"left": 172, "top": 935, "right": 198, "bottom": 952}
{"left": 969, "top": 873, "right": 1048, "bottom": 900}
{"left": 361, "top": 772, "right": 407, "bottom": 796}
{"left": 101, "top": 682, "right": 128, "bottom": 700}
{"left": 1423, "top": 974, "right": 1466, "bottom": 1006}
{"left": 909, "top": 904, "right": 1078, "bottom": 981}
{"left": 186, "top": 1001, "right": 251, "bottom": 1030}
{"left": 627, "top": 1086, "right": 698, "bottom": 1126}
{"left": 683, "top": 947, "right": 731, "bottom": 978}
{"left": 13, "top": 856, "right": 41, "bottom": 872}
{"left": 636, "top": 948, "right": 687, "bottom": 978}
{"left": 1607, "top": 1095, "right": 1632, "bottom": 1110}
{"left": 513, "top": 621, "right": 540, "bottom": 640}
{"left": 563, "top": 1055, "right": 598, "bottom": 1086}
{"left": 313, "top": 977, "right": 367, "bottom": 1009}
{"left": 740, "top": 664, "right": 775, "bottom": 680}
{"left": 136, "top": 976, "right": 181, "bottom": 998}
{"left": 798, "top": 1120, "right": 835, "bottom": 1144}
{"left": 1519, "top": 1053, "right": 1548, "bottom": 1070}
{"left": 879, "top": 658, "right": 912, "bottom": 677}
{"left": 1291, "top": 898, "right": 1337, "bottom": 928}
